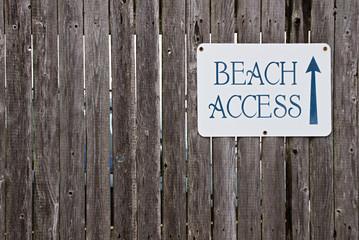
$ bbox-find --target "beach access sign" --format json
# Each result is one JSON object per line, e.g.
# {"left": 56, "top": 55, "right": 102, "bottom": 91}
{"left": 197, "top": 44, "right": 331, "bottom": 137}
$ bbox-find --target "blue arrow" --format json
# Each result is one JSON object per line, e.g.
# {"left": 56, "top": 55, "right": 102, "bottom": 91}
{"left": 306, "top": 57, "right": 321, "bottom": 125}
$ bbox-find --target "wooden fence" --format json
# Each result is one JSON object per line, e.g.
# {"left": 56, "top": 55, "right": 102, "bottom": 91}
{"left": 0, "top": 0, "right": 358, "bottom": 239}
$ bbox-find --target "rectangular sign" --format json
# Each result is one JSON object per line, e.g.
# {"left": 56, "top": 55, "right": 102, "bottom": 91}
{"left": 197, "top": 43, "right": 331, "bottom": 137}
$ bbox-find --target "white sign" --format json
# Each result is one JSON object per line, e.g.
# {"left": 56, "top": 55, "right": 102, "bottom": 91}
{"left": 197, "top": 44, "right": 331, "bottom": 137}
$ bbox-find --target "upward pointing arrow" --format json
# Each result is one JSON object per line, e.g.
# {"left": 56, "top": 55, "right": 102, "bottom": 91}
{"left": 306, "top": 57, "right": 321, "bottom": 125}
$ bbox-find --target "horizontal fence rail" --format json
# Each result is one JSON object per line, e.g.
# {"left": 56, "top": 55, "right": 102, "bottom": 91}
{"left": 0, "top": 0, "right": 358, "bottom": 239}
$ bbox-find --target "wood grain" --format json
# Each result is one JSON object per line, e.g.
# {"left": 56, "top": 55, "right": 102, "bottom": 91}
{"left": 5, "top": 0, "right": 32, "bottom": 239}
{"left": 110, "top": 0, "right": 137, "bottom": 239}
{"left": 333, "top": 0, "right": 358, "bottom": 239}
{"left": 84, "top": 0, "right": 111, "bottom": 238}
{"left": 310, "top": 0, "right": 335, "bottom": 239}
{"left": 136, "top": 1, "right": 161, "bottom": 239}
{"left": 236, "top": 0, "right": 261, "bottom": 239}
{"left": 285, "top": 138, "right": 309, "bottom": 240}
{"left": 261, "top": 0, "right": 286, "bottom": 239}
{"left": 186, "top": 0, "right": 211, "bottom": 239}
{"left": 32, "top": 0, "right": 59, "bottom": 238}
{"left": 162, "top": 0, "right": 186, "bottom": 239}
{"left": 284, "top": 0, "right": 311, "bottom": 239}
{"left": 58, "top": 0, "right": 85, "bottom": 238}
{"left": 0, "top": 0, "right": 5, "bottom": 237}
{"left": 211, "top": 1, "right": 236, "bottom": 239}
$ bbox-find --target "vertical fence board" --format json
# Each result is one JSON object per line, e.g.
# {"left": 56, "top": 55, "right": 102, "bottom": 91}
{"left": 162, "top": 0, "right": 186, "bottom": 239}
{"left": 84, "top": 0, "right": 111, "bottom": 238}
{"left": 186, "top": 0, "right": 211, "bottom": 239}
{"left": 261, "top": 0, "right": 286, "bottom": 239}
{"left": 310, "top": 0, "right": 335, "bottom": 239}
{"left": 236, "top": 0, "right": 261, "bottom": 239}
{"left": 211, "top": 1, "right": 236, "bottom": 239}
{"left": 32, "top": 0, "right": 59, "bottom": 238}
{"left": 58, "top": 0, "right": 85, "bottom": 238}
{"left": 136, "top": 1, "right": 161, "bottom": 239}
{"left": 285, "top": 137, "right": 309, "bottom": 240}
{"left": 110, "top": 0, "right": 137, "bottom": 239}
{"left": 334, "top": 0, "right": 358, "bottom": 239}
{"left": 285, "top": 0, "right": 310, "bottom": 239}
{"left": 0, "top": 0, "right": 4, "bottom": 237}
{"left": 5, "top": 0, "right": 32, "bottom": 238}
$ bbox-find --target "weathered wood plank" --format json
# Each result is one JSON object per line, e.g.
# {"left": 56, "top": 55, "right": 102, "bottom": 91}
{"left": 186, "top": 0, "right": 211, "bottom": 239}
{"left": 310, "top": 0, "right": 335, "bottom": 239}
{"left": 84, "top": 0, "right": 111, "bottom": 238}
{"left": 333, "top": 0, "right": 358, "bottom": 239}
{"left": 285, "top": 0, "right": 310, "bottom": 44}
{"left": 110, "top": 0, "right": 137, "bottom": 239}
{"left": 136, "top": 1, "right": 161, "bottom": 239}
{"left": 261, "top": 0, "right": 286, "bottom": 239}
{"left": 32, "top": 0, "right": 59, "bottom": 238}
{"left": 0, "top": 0, "right": 5, "bottom": 237}
{"left": 285, "top": 1, "right": 310, "bottom": 239}
{"left": 211, "top": 1, "right": 236, "bottom": 239}
{"left": 237, "top": 138, "right": 261, "bottom": 240}
{"left": 162, "top": 0, "right": 186, "bottom": 239}
{"left": 5, "top": 0, "right": 32, "bottom": 239}
{"left": 285, "top": 138, "right": 309, "bottom": 240}
{"left": 58, "top": 0, "right": 85, "bottom": 238}
{"left": 236, "top": 0, "right": 261, "bottom": 239}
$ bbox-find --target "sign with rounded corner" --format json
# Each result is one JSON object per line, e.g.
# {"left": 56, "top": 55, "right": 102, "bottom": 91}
{"left": 197, "top": 43, "right": 331, "bottom": 137}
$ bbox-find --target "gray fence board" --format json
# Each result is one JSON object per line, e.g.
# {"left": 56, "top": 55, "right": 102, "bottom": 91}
{"left": 58, "top": 0, "right": 85, "bottom": 238}
{"left": 5, "top": 0, "right": 32, "bottom": 238}
{"left": 310, "top": 0, "right": 335, "bottom": 239}
{"left": 136, "top": 1, "right": 161, "bottom": 239}
{"left": 32, "top": 0, "right": 59, "bottom": 238}
{"left": 285, "top": 1, "right": 310, "bottom": 239}
{"left": 162, "top": 0, "right": 187, "bottom": 238}
{"left": 237, "top": 0, "right": 261, "bottom": 239}
{"left": 84, "top": 0, "right": 111, "bottom": 238}
{"left": 110, "top": 0, "right": 137, "bottom": 239}
{"left": 334, "top": 0, "right": 358, "bottom": 239}
{"left": 261, "top": 1, "right": 286, "bottom": 240}
{"left": 211, "top": 1, "right": 236, "bottom": 239}
{"left": 285, "top": 138, "right": 309, "bottom": 240}
{"left": 186, "top": 0, "right": 211, "bottom": 239}
{"left": 0, "top": 0, "right": 4, "bottom": 237}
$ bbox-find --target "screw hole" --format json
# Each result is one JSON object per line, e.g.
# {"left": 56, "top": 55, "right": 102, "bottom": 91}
{"left": 323, "top": 46, "right": 328, "bottom": 51}
{"left": 263, "top": 130, "right": 267, "bottom": 135}
{"left": 68, "top": 191, "right": 74, "bottom": 196}
{"left": 199, "top": 47, "right": 204, "bottom": 52}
